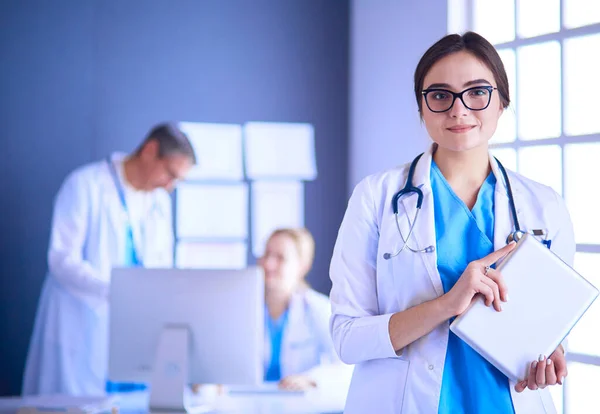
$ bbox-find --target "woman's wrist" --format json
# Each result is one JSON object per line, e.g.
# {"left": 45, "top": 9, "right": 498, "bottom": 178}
{"left": 435, "top": 293, "right": 458, "bottom": 320}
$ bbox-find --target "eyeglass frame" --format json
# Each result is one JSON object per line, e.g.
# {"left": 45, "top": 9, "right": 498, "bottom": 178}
{"left": 421, "top": 85, "right": 498, "bottom": 113}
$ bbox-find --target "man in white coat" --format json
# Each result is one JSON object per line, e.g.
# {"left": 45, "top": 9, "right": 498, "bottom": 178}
{"left": 22, "top": 123, "right": 195, "bottom": 396}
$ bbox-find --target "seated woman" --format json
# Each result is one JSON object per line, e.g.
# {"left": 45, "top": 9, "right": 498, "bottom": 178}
{"left": 260, "top": 228, "right": 352, "bottom": 391}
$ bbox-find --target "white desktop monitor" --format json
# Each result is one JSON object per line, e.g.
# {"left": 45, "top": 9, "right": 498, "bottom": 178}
{"left": 108, "top": 267, "right": 264, "bottom": 411}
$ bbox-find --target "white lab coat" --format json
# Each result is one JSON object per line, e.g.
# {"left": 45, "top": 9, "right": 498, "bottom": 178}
{"left": 23, "top": 153, "right": 174, "bottom": 396}
{"left": 264, "top": 288, "right": 353, "bottom": 394}
{"left": 329, "top": 144, "right": 575, "bottom": 414}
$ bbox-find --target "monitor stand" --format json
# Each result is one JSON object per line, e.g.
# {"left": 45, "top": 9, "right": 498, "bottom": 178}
{"left": 148, "top": 325, "right": 218, "bottom": 413}
{"left": 149, "top": 324, "right": 189, "bottom": 412}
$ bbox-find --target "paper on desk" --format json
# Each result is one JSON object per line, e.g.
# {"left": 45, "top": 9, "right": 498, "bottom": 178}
{"left": 179, "top": 122, "right": 244, "bottom": 181}
{"left": 251, "top": 181, "right": 304, "bottom": 257}
{"left": 176, "top": 241, "right": 247, "bottom": 269}
{"left": 176, "top": 183, "right": 248, "bottom": 238}
{"left": 244, "top": 122, "right": 317, "bottom": 180}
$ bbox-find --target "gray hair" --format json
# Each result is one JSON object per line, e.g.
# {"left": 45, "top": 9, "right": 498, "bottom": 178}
{"left": 136, "top": 122, "right": 197, "bottom": 164}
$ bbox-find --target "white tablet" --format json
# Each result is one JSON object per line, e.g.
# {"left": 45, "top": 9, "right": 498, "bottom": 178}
{"left": 450, "top": 233, "right": 598, "bottom": 381}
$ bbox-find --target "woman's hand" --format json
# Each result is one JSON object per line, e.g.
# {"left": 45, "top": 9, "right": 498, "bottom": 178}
{"left": 191, "top": 384, "right": 225, "bottom": 395}
{"left": 514, "top": 345, "right": 568, "bottom": 392}
{"left": 279, "top": 374, "right": 317, "bottom": 391}
{"left": 442, "top": 242, "right": 517, "bottom": 317}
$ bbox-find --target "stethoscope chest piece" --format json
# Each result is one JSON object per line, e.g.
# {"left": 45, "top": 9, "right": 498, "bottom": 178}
{"left": 385, "top": 153, "right": 526, "bottom": 260}
{"left": 506, "top": 230, "right": 525, "bottom": 244}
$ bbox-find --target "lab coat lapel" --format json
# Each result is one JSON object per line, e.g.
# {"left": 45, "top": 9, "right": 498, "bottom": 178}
{"left": 103, "top": 167, "right": 129, "bottom": 243}
{"left": 284, "top": 293, "right": 307, "bottom": 343}
{"left": 280, "top": 292, "right": 309, "bottom": 376}
{"left": 490, "top": 155, "right": 522, "bottom": 252}
{"left": 105, "top": 153, "right": 148, "bottom": 265}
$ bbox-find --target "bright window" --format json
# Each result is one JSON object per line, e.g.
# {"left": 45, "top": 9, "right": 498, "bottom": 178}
{"left": 450, "top": 1, "right": 600, "bottom": 413}
{"left": 517, "top": 0, "right": 560, "bottom": 38}
{"left": 564, "top": 34, "right": 600, "bottom": 136}
{"left": 563, "top": 0, "right": 600, "bottom": 29}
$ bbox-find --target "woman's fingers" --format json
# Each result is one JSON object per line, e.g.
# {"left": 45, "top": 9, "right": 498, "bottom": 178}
{"left": 536, "top": 355, "right": 547, "bottom": 389}
{"left": 480, "top": 242, "right": 517, "bottom": 267}
{"left": 514, "top": 379, "right": 528, "bottom": 393}
{"left": 485, "top": 268, "right": 508, "bottom": 302}
{"left": 545, "top": 358, "right": 558, "bottom": 386}
{"left": 478, "top": 277, "right": 502, "bottom": 311}
{"left": 518, "top": 354, "right": 562, "bottom": 392}
{"left": 527, "top": 360, "right": 539, "bottom": 391}
{"left": 551, "top": 347, "right": 568, "bottom": 385}
{"left": 475, "top": 280, "right": 496, "bottom": 307}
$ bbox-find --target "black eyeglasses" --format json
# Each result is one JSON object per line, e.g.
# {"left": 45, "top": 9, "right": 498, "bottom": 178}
{"left": 421, "top": 85, "right": 497, "bottom": 113}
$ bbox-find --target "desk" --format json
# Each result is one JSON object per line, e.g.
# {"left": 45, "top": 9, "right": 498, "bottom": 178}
{"left": 0, "top": 388, "right": 345, "bottom": 414}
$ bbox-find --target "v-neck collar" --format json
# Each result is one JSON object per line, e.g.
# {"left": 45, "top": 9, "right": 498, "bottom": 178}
{"left": 430, "top": 159, "right": 495, "bottom": 216}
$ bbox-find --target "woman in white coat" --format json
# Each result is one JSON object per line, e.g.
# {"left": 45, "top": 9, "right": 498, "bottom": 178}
{"left": 329, "top": 32, "right": 573, "bottom": 414}
{"left": 259, "top": 228, "right": 352, "bottom": 393}
{"left": 22, "top": 123, "right": 195, "bottom": 396}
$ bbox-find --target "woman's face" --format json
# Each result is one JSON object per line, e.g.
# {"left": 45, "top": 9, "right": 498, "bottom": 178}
{"left": 421, "top": 51, "right": 504, "bottom": 153}
{"left": 259, "top": 234, "right": 304, "bottom": 294}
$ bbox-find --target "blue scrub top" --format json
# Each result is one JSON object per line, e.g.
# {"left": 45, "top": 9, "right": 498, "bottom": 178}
{"left": 264, "top": 308, "right": 289, "bottom": 382}
{"left": 431, "top": 161, "right": 515, "bottom": 414}
{"left": 124, "top": 224, "right": 141, "bottom": 267}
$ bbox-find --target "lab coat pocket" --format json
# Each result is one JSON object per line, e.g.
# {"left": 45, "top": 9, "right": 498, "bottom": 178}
{"left": 344, "top": 357, "right": 409, "bottom": 414}
{"left": 390, "top": 251, "right": 432, "bottom": 306}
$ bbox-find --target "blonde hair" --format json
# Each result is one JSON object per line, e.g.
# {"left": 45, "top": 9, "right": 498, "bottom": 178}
{"left": 268, "top": 228, "right": 315, "bottom": 279}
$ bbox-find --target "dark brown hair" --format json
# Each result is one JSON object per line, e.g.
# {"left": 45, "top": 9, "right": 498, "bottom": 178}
{"left": 414, "top": 31, "right": 510, "bottom": 116}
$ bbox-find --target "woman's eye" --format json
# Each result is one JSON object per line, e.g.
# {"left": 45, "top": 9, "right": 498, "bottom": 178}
{"left": 469, "top": 88, "right": 488, "bottom": 97}
{"left": 433, "top": 92, "right": 449, "bottom": 100}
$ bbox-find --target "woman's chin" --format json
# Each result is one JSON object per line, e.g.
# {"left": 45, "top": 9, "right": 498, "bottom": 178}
{"left": 435, "top": 135, "right": 487, "bottom": 153}
{"left": 264, "top": 277, "right": 283, "bottom": 290}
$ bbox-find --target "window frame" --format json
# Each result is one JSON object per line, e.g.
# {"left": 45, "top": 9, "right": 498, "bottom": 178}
{"left": 453, "top": 1, "right": 600, "bottom": 412}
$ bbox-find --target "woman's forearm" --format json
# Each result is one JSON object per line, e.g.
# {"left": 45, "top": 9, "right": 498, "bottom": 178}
{"left": 388, "top": 295, "right": 454, "bottom": 352}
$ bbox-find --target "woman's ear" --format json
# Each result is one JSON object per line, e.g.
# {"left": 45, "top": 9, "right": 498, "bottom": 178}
{"left": 497, "top": 102, "right": 505, "bottom": 118}
{"left": 300, "top": 263, "right": 312, "bottom": 281}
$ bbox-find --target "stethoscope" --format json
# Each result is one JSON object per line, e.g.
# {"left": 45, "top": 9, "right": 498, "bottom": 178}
{"left": 383, "top": 153, "right": 549, "bottom": 260}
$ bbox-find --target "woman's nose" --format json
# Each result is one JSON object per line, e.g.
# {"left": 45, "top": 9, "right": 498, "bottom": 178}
{"left": 449, "top": 96, "right": 469, "bottom": 118}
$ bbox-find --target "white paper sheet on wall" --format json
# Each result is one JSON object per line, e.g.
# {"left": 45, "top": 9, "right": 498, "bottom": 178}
{"left": 251, "top": 181, "right": 304, "bottom": 257}
{"left": 179, "top": 122, "right": 244, "bottom": 180}
{"left": 244, "top": 122, "right": 317, "bottom": 180}
{"left": 176, "top": 241, "right": 247, "bottom": 269}
{"left": 176, "top": 183, "right": 248, "bottom": 238}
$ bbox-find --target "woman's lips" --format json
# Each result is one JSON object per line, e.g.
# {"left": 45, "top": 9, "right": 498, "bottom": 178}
{"left": 447, "top": 125, "right": 476, "bottom": 133}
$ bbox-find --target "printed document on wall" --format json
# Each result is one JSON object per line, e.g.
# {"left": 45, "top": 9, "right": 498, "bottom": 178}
{"left": 251, "top": 181, "right": 304, "bottom": 257}
{"left": 176, "top": 241, "right": 247, "bottom": 269}
{"left": 244, "top": 122, "right": 317, "bottom": 180}
{"left": 179, "top": 122, "right": 243, "bottom": 180}
{"left": 176, "top": 183, "right": 248, "bottom": 238}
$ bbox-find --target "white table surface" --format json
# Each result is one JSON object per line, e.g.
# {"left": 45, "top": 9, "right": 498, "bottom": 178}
{"left": 0, "top": 385, "right": 345, "bottom": 414}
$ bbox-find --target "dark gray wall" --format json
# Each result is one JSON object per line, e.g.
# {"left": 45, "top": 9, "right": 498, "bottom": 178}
{"left": 350, "top": 0, "right": 447, "bottom": 188}
{"left": 0, "top": 0, "right": 349, "bottom": 396}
